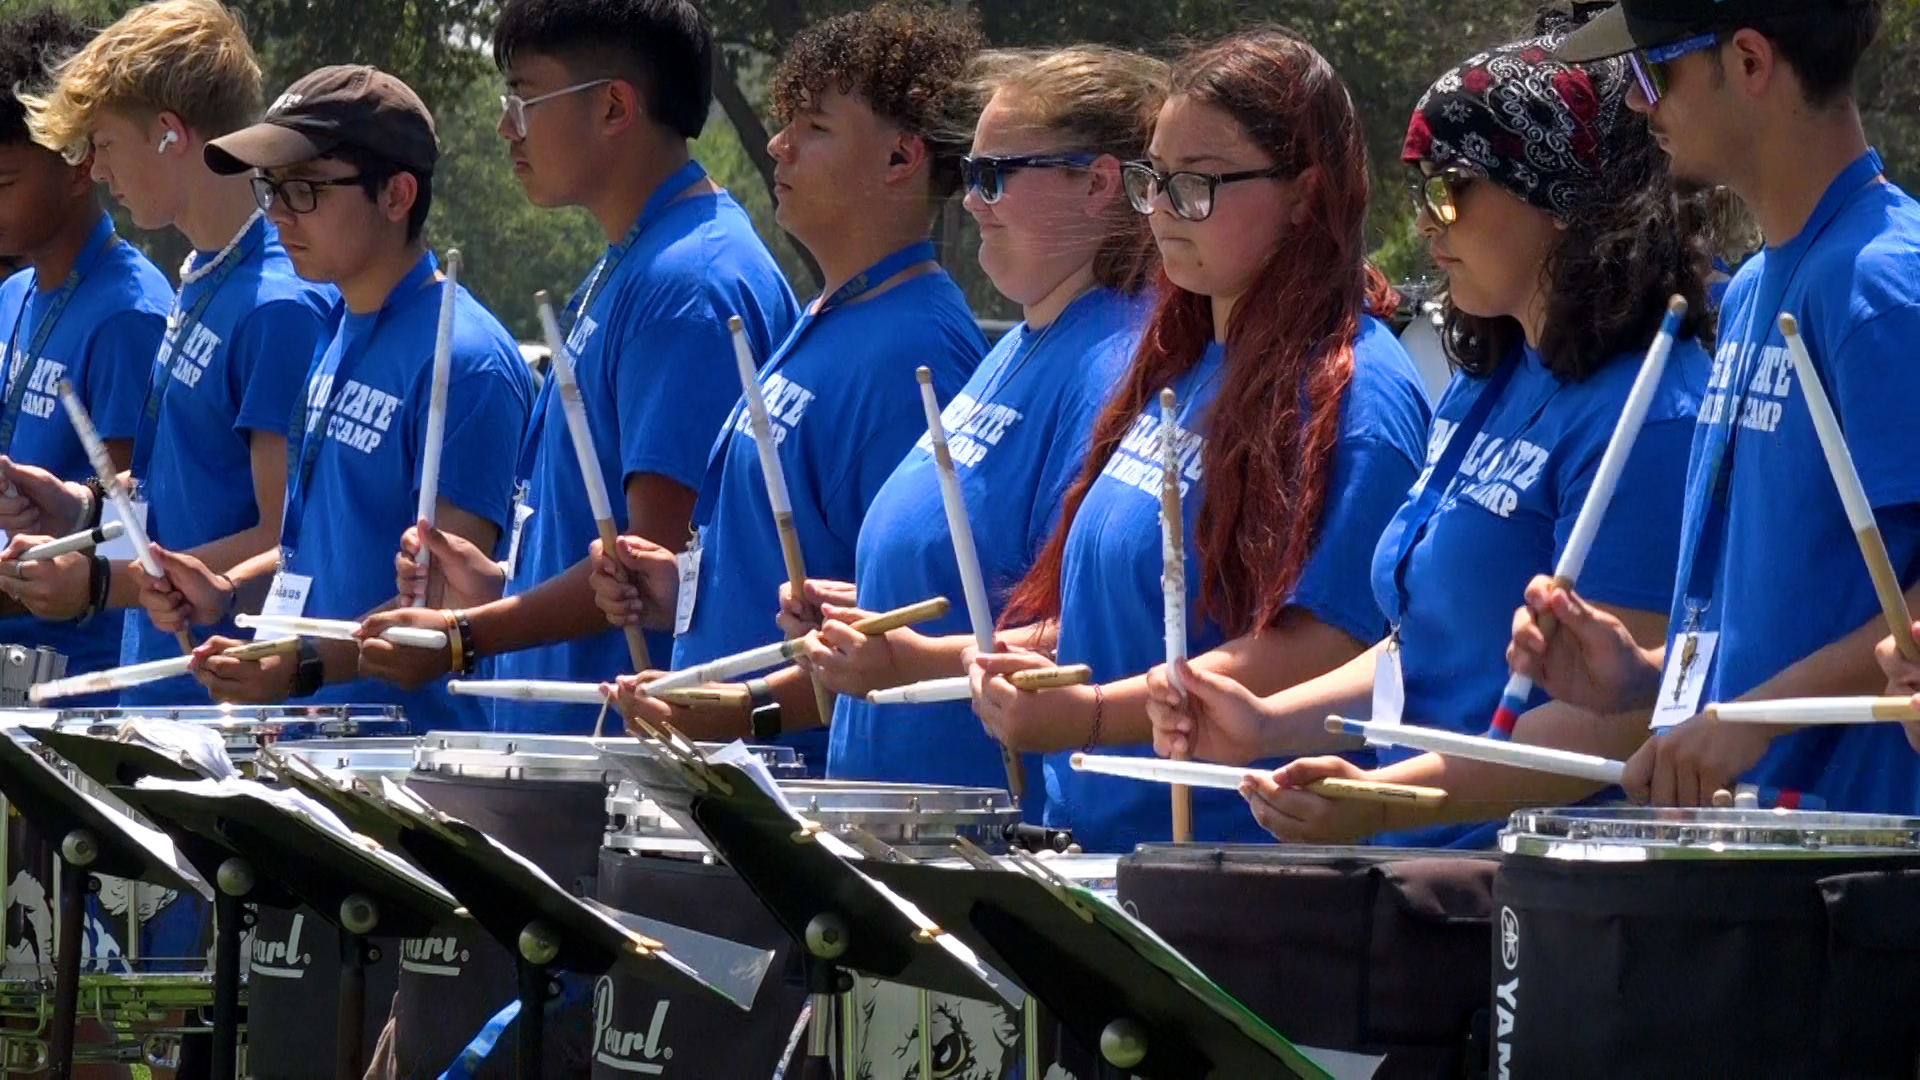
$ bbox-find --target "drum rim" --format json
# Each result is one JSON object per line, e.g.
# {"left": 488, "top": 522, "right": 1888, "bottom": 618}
{"left": 1501, "top": 805, "right": 1920, "bottom": 860}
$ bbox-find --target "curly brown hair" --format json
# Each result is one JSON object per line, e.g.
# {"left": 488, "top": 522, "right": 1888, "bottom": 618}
{"left": 770, "top": 2, "right": 982, "bottom": 200}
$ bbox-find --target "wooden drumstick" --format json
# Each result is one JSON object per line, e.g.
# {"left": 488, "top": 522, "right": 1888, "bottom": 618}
{"left": 644, "top": 598, "right": 950, "bottom": 695}
{"left": 413, "top": 249, "right": 460, "bottom": 608}
{"left": 29, "top": 637, "right": 300, "bottom": 701}
{"left": 916, "top": 365, "right": 1025, "bottom": 798}
{"left": 1780, "top": 313, "right": 1920, "bottom": 662}
{"left": 537, "top": 291, "right": 650, "bottom": 673}
{"left": 1159, "top": 388, "right": 1193, "bottom": 843}
{"left": 1488, "top": 297, "right": 1687, "bottom": 739}
{"left": 1008, "top": 664, "right": 1092, "bottom": 692}
{"left": 56, "top": 380, "right": 192, "bottom": 654}
{"left": 729, "top": 316, "right": 835, "bottom": 725}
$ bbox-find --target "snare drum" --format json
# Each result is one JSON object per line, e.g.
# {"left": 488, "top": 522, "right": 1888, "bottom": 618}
{"left": 1118, "top": 843, "right": 1499, "bottom": 1080}
{"left": 1497, "top": 807, "right": 1920, "bottom": 1078}
{"left": 248, "top": 737, "right": 415, "bottom": 1080}
{"left": 593, "top": 779, "right": 1050, "bottom": 1079}
{"left": 48, "top": 704, "right": 408, "bottom": 773}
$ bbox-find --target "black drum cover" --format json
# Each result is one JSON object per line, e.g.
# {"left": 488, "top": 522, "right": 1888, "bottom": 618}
{"left": 1117, "top": 845, "right": 1498, "bottom": 1079}
{"left": 1495, "top": 856, "right": 1920, "bottom": 1078}
{"left": 247, "top": 904, "right": 400, "bottom": 1078}
{"left": 393, "top": 772, "right": 608, "bottom": 1079}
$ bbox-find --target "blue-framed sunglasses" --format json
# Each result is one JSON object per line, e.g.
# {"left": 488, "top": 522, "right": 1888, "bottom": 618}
{"left": 1627, "top": 32, "right": 1719, "bottom": 106}
{"left": 960, "top": 152, "right": 1099, "bottom": 204}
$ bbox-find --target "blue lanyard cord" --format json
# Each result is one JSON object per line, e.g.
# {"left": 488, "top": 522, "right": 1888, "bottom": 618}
{"left": 1674, "top": 149, "right": 1885, "bottom": 611}
{"left": 129, "top": 220, "right": 267, "bottom": 482}
{"left": 0, "top": 218, "right": 118, "bottom": 454}
{"left": 278, "top": 253, "right": 440, "bottom": 560}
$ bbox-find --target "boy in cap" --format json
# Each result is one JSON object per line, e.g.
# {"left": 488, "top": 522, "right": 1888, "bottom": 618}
{"left": 132, "top": 66, "right": 534, "bottom": 731}
{"left": 1508, "top": 0, "right": 1920, "bottom": 812}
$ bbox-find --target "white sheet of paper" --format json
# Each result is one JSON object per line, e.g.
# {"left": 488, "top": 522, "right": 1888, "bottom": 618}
{"left": 119, "top": 718, "right": 238, "bottom": 781}
{"left": 1371, "top": 637, "right": 1405, "bottom": 727}
{"left": 96, "top": 497, "right": 148, "bottom": 563}
{"left": 261, "top": 571, "right": 313, "bottom": 619}
{"left": 710, "top": 740, "right": 789, "bottom": 810}
{"left": 1650, "top": 631, "right": 1718, "bottom": 730}
{"left": 75, "top": 787, "right": 211, "bottom": 898}
{"left": 673, "top": 545, "right": 701, "bottom": 636}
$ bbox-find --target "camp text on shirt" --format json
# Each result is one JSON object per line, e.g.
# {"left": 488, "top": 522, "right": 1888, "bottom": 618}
{"left": 729, "top": 373, "right": 815, "bottom": 447}
{"left": 2, "top": 351, "right": 67, "bottom": 422}
{"left": 1418, "top": 418, "right": 1554, "bottom": 520}
{"left": 162, "top": 322, "right": 223, "bottom": 391}
{"left": 302, "top": 373, "right": 402, "bottom": 454}
{"left": 1100, "top": 411, "right": 1203, "bottom": 499}
{"left": 1697, "top": 340, "right": 1791, "bottom": 435}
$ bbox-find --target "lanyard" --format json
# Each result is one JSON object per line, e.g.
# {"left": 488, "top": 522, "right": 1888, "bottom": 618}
{"left": 515, "top": 160, "right": 712, "bottom": 482}
{"left": 1673, "top": 149, "right": 1885, "bottom": 615}
{"left": 279, "top": 253, "right": 439, "bottom": 560}
{"left": 965, "top": 287, "right": 1107, "bottom": 418}
{"left": 692, "top": 240, "right": 939, "bottom": 528}
{"left": 1376, "top": 356, "right": 1521, "bottom": 627}
{"left": 130, "top": 217, "right": 266, "bottom": 482}
{"left": 0, "top": 216, "right": 117, "bottom": 453}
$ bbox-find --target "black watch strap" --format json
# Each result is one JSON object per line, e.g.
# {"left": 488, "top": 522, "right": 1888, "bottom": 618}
{"left": 746, "top": 678, "right": 781, "bottom": 741}
{"left": 289, "top": 639, "right": 325, "bottom": 699}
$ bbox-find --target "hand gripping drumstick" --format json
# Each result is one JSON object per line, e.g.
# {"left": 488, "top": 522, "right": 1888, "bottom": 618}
{"left": 643, "top": 597, "right": 949, "bottom": 695}
{"left": 446, "top": 677, "right": 747, "bottom": 710}
{"left": 536, "top": 291, "right": 651, "bottom": 672}
{"left": 29, "top": 636, "right": 300, "bottom": 701}
{"left": 866, "top": 664, "right": 1093, "bottom": 704}
{"left": 1160, "top": 388, "right": 1194, "bottom": 843}
{"left": 235, "top": 612, "right": 447, "bottom": 651}
{"left": 1069, "top": 752, "right": 1448, "bottom": 807}
{"left": 15, "top": 522, "right": 124, "bottom": 563}
{"left": 412, "top": 249, "right": 460, "bottom": 608}
{"left": 1488, "top": 297, "right": 1688, "bottom": 740}
{"left": 56, "top": 380, "right": 193, "bottom": 654}
{"left": 1780, "top": 313, "right": 1920, "bottom": 663}
{"left": 729, "top": 316, "right": 835, "bottom": 725}
{"left": 916, "top": 365, "right": 1026, "bottom": 798}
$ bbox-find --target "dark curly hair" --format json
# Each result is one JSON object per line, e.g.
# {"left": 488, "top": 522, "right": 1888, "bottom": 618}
{"left": 770, "top": 2, "right": 982, "bottom": 201}
{"left": 1439, "top": 7, "right": 1712, "bottom": 380}
{"left": 1, "top": 6, "right": 92, "bottom": 145}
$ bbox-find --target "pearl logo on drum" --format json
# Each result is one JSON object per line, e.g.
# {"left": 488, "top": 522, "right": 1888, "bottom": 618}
{"left": 1500, "top": 906, "right": 1518, "bottom": 971}
{"left": 249, "top": 911, "right": 312, "bottom": 979}
{"left": 592, "top": 977, "right": 674, "bottom": 1074}
{"left": 399, "top": 934, "right": 469, "bottom": 976}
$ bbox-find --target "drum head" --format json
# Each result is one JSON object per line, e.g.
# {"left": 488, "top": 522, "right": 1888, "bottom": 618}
{"left": 1501, "top": 806, "right": 1920, "bottom": 860}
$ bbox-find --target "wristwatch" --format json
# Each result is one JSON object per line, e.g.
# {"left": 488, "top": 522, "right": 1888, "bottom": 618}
{"left": 289, "top": 639, "right": 325, "bottom": 699}
{"left": 746, "top": 678, "right": 782, "bottom": 741}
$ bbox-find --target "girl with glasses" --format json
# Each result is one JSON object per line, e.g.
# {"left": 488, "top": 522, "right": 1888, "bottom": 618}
{"left": 757, "top": 46, "right": 1167, "bottom": 801}
{"left": 971, "top": 28, "right": 1433, "bottom": 853}
{"left": 1151, "top": 8, "right": 1716, "bottom": 848}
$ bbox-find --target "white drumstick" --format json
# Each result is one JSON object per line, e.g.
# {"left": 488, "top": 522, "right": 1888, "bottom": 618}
{"left": 1780, "top": 313, "right": 1920, "bottom": 664}
{"left": 1069, "top": 752, "right": 1450, "bottom": 807}
{"left": 17, "top": 522, "right": 125, "bottom": 562}
{"left": 1707, "top": 696, "right": 1920, "bottom": 725}
{"left": 537, "top": 290, "right": 649, "bottom": 673}
{"left": 647, "top": 598, "right": 949, "bottom": 696}
{"left": 448, "top": 679, "right": 608, "bottom": 706}
{"left": 236, "top": 613, "right": 447, "bottom": 651}
{"left": 1159, "top": 388, "right": 1193, "bottom": 843}
{"left": 30, "top": 637, "right": 300, "bottom": 701}
{"left": 56, "top": 380, "right": 192, "bottom": 653}
{"left": 1325, "top": 716, "right": 1626, "bottom": 785}
{"left": 916, "top": 366, "right": 1023, "bottom": 797}
{"left": 730, "top": 316, "right": 835, "bottom": 724}
{"left": 867, "top": 677, "right": 972, "bottom": 705}
{"left": 413, "top": 249, "right": 460, "bottom": 607}
{"left": 1489, "top": 297, "right": 1687, "bottom": 739}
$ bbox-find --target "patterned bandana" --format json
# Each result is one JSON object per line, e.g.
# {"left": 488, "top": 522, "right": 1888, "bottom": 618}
{"left": 1401, "top": 28, "right": 1632, "bottom": 220}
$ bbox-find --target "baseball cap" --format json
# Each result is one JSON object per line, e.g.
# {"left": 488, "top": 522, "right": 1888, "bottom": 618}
{"left": 1557, "top": 0, "right": 1826, "bottom": 62}
{"left": 205, "top": 65, "right": 438, "bottom": 176}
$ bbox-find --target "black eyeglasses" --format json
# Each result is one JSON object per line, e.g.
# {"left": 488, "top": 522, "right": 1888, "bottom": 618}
{"left": 960, "top": 152, "right": 1098, "bottom": 204}
{"left": 251, "top": 174, "right": 368, "bottom": 215}
{"left": 1407, "top": 162, "right": 1478, "bottom": 228}
{"left": 1121, "top": 161, "right": 1290, "bottom": 222}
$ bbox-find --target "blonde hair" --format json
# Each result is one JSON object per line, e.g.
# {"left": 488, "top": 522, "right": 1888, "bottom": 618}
{"left": 973, "top": 45, "right": 1169, "bottom": 294}
{"left": 21, "top": 0, "right": 263, "bottom": 162}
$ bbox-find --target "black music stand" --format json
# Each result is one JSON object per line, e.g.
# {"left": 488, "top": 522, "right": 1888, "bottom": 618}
{"left": 374, "top": 789, "right": 750, "bottom": 1079}
{"left": 0, "top": 734, "right": 207, "bottom": 1080}
{"left": 110, "top": 779, "right": 460, "bottom": 1080}
{"left": 606, "top": 742, "right": 1021, "bottom": 1080}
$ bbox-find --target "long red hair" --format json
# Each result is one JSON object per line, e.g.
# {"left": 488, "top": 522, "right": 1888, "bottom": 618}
{"left": 1004, "top": 27, "right": 1395, "bottom": 637}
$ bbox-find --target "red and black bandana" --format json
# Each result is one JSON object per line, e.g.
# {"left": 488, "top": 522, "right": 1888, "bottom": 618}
{"left": 1401, "top": 29, "right": 1632, "bottom": 220}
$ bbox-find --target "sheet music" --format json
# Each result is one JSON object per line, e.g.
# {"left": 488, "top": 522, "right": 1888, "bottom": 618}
{"left": 73, "top": 788, "right": 212, "bottom": 899}
{"left": 709, "top": 741, "right": 791, "bottom": 809}
{"left": 117, "top": 718, "right": 239, "bottom": 780}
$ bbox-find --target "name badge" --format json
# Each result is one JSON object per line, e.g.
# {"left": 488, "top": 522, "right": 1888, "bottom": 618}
{"left": 673, "top": 541, "right": 702, "bottom": 637}
{"left": 1650, "top": 631, "right": 1718, "bottom": 729}
{"left": 1371, "top": 634, "right": 1405, "bottom": 726}
{"left": 262, "top": 571, "right": 313, "bottom": 620}
{"left": 499, "top": 494, "right": 534, "bottom": 579}
{"left": 96, "top": 495, "right": 149, "bottom": 564}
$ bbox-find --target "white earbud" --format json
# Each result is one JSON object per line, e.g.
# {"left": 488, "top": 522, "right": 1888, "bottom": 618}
{"left": 156, "top": 130, "right": 179, "bottom": 154}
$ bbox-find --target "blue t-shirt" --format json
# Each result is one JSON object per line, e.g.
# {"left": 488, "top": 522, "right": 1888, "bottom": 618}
{"left": 1047, "top": 319, "right": 1432, "bottom": 853}
{"left": 283, "top": 253, "right": 533, "bottom": 731}
{"left": 491, "top": 162, "right": 800, "bottom": 734}
{"left": 830, "top": 287, "right": 1146, "bottom": 797}
{"left": 120, "top": 215, "right": 334, "bottom": 706}
{"left": 1369, "top": 339, "right": 1707, "bottom": 848}
{"left": 0, "top": 217, "right": 169, "bottom": 691}
{"left": 677, "top": 254, "right": 986, "bottom": 768}
{"left": 1668, "top": 152, "right": 1920, "bottom": 815}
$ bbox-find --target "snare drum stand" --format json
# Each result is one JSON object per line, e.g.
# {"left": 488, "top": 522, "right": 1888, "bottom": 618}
{"left": 46, "top": 830, "right": 98, "bottom": 1080}
{"left": 211, "top": 859, "right": 259, "bottom": 1080}
{"left": 797, "top": 947, "right": 853, "bottom": 1080}
{"left": 514, "top": 923, "right": 562, "bottom": 1079}
{"left": 335, "top": 894, "right": 382, "bottom": 1080}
